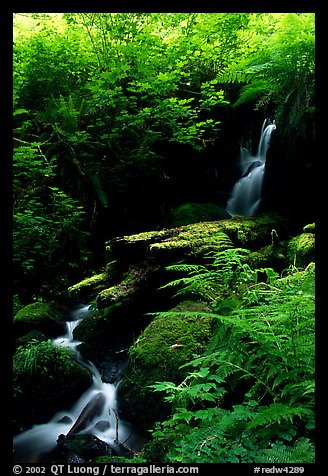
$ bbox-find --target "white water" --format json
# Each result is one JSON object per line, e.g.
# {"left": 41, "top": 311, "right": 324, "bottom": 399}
{"left": 226, "top": 118, "right": 276, "bottom": 217}
{"left": 13, "top": 304, "right": 136, "bottom": 463}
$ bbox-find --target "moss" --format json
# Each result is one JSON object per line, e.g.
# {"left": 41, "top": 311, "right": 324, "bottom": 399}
{"left": 216, "top": 213, "right": 290, "bottom": 249}
{"left": 97, "top": 284, "right": 133, "bottom": 308}
{"left": 15, "top": 329, "right": 48, "bottom": 349}
{"left": 13, "top": 341, "right": 92, "bottom": 431}
{"left": 106, "top": 229, "right": 178, "bottom": 261}
{"left": 147, "top": 226, "right": 232, "bottom": 263}
{"left": 105, "top": 213, "right": 289, "bottom": 267}
{"left": 68, "top": 261, "right": 122, "bottom": 302}
{"left": 246, "top": 241, "right": 289, "bottom": 272}
{"left": 73, "top": 301, "right": 136, "bottom": 351}
{"left": 287, "top": 233, "right": 315, "bottom": 268}
{"left": 73, "top": 306, "right": 114, "bottom": 344}
{"left": 56, "top": 434, "right": 111, "bottom": 462}
{"left": 117, "top": 301, "right": 214, "bottom": 427}
{"left": 95, "top": 262, "right": 159, "bottom": 309}
{"left": 169, "top": 202, "right": 230, "bottom": 227}
{"left": 148, "top": 213, "right": 288, "bottom": 261}
{"left": 68, "top": 272, "right": 108, "bottom": 300}
{"left": 13, "top": 302, "right": 64, "bottom": 338}
{"left": 303, "top": 223, "right": 315, "bottom": 233}
{"left": 68, "top": 213, "right": 290, "bottom": 306}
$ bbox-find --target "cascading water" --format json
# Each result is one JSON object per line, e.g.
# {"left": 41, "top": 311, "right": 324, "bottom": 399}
{"left": 226, "top": 118, "right": 276, "bottom": 217}
{"left": 13, "top": 304, "right": 142, "bottom": 463}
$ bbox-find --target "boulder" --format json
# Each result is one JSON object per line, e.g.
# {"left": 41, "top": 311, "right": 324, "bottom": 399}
{"left": 13, "top": 341, "right": 93, "bottom": 432}
{"left": 287, "top": 231, "right": 315, "bottom": 268}
{"left": 117, "top": 300, "right": 215, "bottom": 428}
{"left": 13, "top": 302, "right": 65, "bottom": 339}
{"left": 56, "top": 433, "right": 113, "bottom": 463}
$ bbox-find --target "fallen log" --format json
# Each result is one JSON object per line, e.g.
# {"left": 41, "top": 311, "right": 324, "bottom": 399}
{"left": 67, "top": 392, "right": 105, "bottom": 437}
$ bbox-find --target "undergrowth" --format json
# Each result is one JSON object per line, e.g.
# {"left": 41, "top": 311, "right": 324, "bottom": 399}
{"left": 143, "top": 247, "right": 315, "bottom": 464}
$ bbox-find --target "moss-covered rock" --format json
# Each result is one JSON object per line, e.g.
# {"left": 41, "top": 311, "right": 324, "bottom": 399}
{"left": 68, "top": 261, "right": 121, "bottom": 302}
{"left": 105, "top": 213, "right": 290, "bottom": 266}
{"left": 73, "top": 301, "right": 149, "bottom": 360}
{"left": 117, "top": 301, "right": 215, "bottom": 428}
{"left": 96, "top": 263, "right": 157, "bottom": 309}
{"left": 13, "top": 340, "right": 93, "bottom": 431}
{"left": 15, "top": 329, "right": 49, "bottom": 349}
{"left": 246, "top": 241, "right": 289, "bottom": 272}
{"left": 55, "top": 433, "right": 112, "bottom": 463}
{"left": 13, "top": 302, "right": 65, "bottom": 339}
{"left": 72, "top": 304, "right": 121, "bottom": 346}
{"left": 68, "top": 272, "right": 108, "bottom": 299}
{"left": 67, "top": 213, "right": 291, "bottom": 313}
{"left": 168, "top": 202, "right": 230, "bottom": 227}
{"left": 287, "top": 232, "right": 315, "bottom": 268}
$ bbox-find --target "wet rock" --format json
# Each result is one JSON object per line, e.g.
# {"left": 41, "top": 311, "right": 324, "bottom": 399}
{"left": 56, "top": 433, "right": 113, "bottom": 462}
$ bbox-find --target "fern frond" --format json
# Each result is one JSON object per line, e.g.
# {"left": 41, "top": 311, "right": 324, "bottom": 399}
{"left": 234, "top": 79, "right": 272, "bottom": 107}
{"left": 258, "top": 438, "right": 315, "bottom": 464}
{"left": 247, "top": 403, "right": 311, "bottom": 430}
{"left": 164, "top": 264, "right": 208, "bottom": 274}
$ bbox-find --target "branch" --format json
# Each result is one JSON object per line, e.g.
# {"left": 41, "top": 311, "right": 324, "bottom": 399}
{"left": 114, "top": 410, "right": 140, "bottom": 456}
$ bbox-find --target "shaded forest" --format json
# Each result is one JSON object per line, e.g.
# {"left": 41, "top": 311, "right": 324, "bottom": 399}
{"left": 13, "top": 13, "right": 316, "bottom": 466}
{"left": 13, "top": 12, "right": 315, "bottom": 304}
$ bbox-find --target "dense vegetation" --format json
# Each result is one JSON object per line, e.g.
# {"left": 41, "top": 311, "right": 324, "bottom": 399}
{"left": 13, "top": 12, "right": 314, "bottom": 303}
{"left": 145, "top": 254, "right": 315, "bottom": 463}
{"left": 13, "top": 13, "right": 315, "bottom": 465}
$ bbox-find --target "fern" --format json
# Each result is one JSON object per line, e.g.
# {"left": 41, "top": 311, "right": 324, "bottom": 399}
{"left": 258, "top": 438, "right": 315, "bottom": 464}
{"left": 234, "top": 79, "right": 272, "bottom": 107}
{"left": 246, "top": 403, "right": 311, "bottom": 430}
{"left": 146, "top": 258, "right": 315, "bottom": 463}
{"left": 159, "top": 246, "right": 250, "bottom": 302}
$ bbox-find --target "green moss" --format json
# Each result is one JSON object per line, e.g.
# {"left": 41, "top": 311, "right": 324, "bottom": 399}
{"left": 15, "top": 329, "right": 48, "bottom": 348}
{"left": 303, "top": 223, "right": 315, "bottom": 233}
{"left": 13, "top": 302, "right": 64, "bottom": 338}
{"left": 287, "top": 233, "right": 315, "bottom": 268}
{"left": 246, "top": 242, "right": 289, "bottom": 272}
{"left": 72, "top": 306, "right": 113, "bottom": 344}
{"left": 216, "top": 213, "right": 289, "bottom": 249}
{"left": 148, "top": 213, "right": 287, "bottom": 261}
{"left": 13, "top": 340, "right": 92, "bottom": 430}
{"left": 130, "top": 307, "right": 212, "bottom": 368}
{"left": 105, "top": 213, "right": 289, "bottom": 266}
{"left": 117, "top": 301, "right": 214, "bottom": 427}
{"left": 73, "top": 302, "right": 130, "bottom": 347}
{"left": 68, "top": 213, "right": 290, "bottom": 307}
{"left": 169, "top": 202, "right": 230, "bottom": 227}
{"left": 97, "top": 284, "right": 132, "bottom": 307}
{"left": 68, "top": 272, "right": 108, "bottom": 299}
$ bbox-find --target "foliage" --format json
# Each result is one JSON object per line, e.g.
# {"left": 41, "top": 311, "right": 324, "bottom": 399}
{"left": 219, "top": 13, "right": 315, "bottom": 135}
{"left": 13, "top": 338, "right": 78, "bottom": 396}
{"left": 13, "top": 12, "right": 314, "bottom": 305}
{"left": 159, "top": 244, "right": 251, "bottom": 302}
{"left": 13, "top": 138, "right": 91, "bottom": 299}
{"left": 145, "top": 251, "right": 315, "bottom": 463}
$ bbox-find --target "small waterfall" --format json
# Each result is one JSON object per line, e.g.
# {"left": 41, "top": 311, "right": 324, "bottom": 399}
{"left": 13, "top": 304, "right": 141, "bottom": 463}
{"left": 226, "top": 118, "right": 276, "bottom": 217}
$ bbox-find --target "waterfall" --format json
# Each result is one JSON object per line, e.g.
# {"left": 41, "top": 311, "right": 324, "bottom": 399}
{"left": 226, "top": 118, "right": 276, "bottom": 217}
{"left": 13, "top": 304, "right": 141, "bottom": 463}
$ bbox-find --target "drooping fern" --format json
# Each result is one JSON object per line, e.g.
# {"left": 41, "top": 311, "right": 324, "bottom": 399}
{"left": 159, "top": 243, "right": 251, "bottom": 302}
{"left": 257, "top": 438, "right": 315, "bottom": 464}
{"left": 146, "top": 257, "right": 315, "bottom": 463}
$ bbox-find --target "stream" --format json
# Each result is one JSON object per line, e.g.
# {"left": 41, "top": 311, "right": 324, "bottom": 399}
{"left": 13, "top": 304, "right": 146, "bottom": 463}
